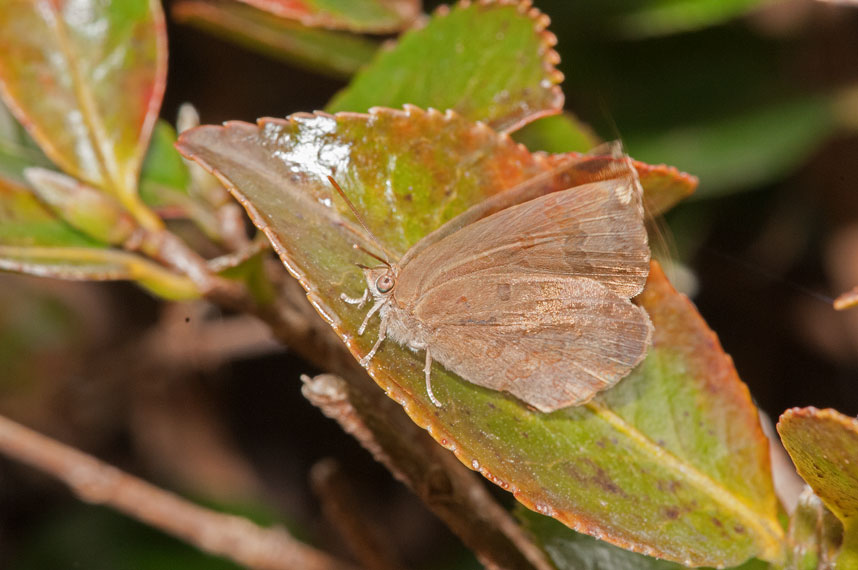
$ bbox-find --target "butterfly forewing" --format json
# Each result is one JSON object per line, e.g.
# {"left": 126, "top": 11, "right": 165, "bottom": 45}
{"left": 412, "top": 272, "right": 652, "bottom": 412}
{"left": 395, "top": 175, "right": 650, "bottom": 306}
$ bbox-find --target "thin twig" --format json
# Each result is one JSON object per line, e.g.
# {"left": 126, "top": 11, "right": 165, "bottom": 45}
{"left": 310, "top": 458, "right": 404, "bottom": 570}
{"left": 0, "top": 413, "right": 357, "bottom": 570}
{"left": 151, "top": 241, "right": 553, "bottom": 569}
{"left": 302, "top": 374, "right": 553, "bottom": 570}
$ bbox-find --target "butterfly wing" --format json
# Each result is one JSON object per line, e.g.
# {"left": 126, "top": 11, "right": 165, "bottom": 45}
{"left": 395, "top": 175, "right": 649, "bottom": 305}
{"left": 414, "top": 272, "right": 652, "bottom": 412}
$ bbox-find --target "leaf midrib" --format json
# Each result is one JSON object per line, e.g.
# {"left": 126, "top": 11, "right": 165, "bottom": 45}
{"left": 586, "top": 400, "right": 783, "bottom": 561}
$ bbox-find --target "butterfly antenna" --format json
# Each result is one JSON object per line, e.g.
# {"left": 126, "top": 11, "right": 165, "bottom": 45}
{"left": 327, "top": 175, "right": 391, "bottom": 265}
{"left": 353, "top": 244, "right": 390, "bottom": 267}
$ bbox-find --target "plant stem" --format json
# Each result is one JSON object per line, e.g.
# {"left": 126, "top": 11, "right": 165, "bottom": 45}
{"left": 310, "top": 458, "right": 404, "bottom": 570}
{"left": 301, "top": 372, "right": 553, "bottom": 570}
{"left": 0, "top": 414, "right": 357, "bottom": 570}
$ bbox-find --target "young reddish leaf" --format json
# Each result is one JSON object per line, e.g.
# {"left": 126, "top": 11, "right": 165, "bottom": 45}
{"left": 0, "top": 0, "right": 167, "bottom": 199}
{"left": 234, "top": 0, "right": 419, "bottom": 33}
{"left": 177, "top": 107, "right": 782, "bottom": 566}
{"left": 538, "top": 152, "right": 698, "bottom": 216}
{"left": 327, "top": 1, "right": 564, "bottom": 133}
{"left": 778, "top": 408, "right": 858, "bottom": 526}
{"left": 172, "top": 0, "right": 379, "bottom": 79}
{"left": 634, "top": 161, "right": 698, "bottom": 216}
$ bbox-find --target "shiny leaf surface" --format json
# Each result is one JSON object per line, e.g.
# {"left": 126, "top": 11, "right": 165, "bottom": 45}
{"left": 0, "top": 0, "right": 167, "bottom": 196}
{"left": 177, "top": 107, "right": 782, "bottom": 566}
{"left": 327, "top": 1, "right": 564, "bottom": 132}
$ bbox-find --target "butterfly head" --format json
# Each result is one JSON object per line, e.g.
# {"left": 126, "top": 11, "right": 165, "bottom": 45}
{"left": 361, "top": 264, "right": 399, "bottom": 300}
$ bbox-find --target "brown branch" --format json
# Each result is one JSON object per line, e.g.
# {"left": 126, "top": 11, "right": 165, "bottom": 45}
{"left": 146, "top": 241, "right": 552, "bottom": 568}
{"left": 302, "top": 373, "right": 553, "bottom": 570}
{"left": 0, "top": 413, "right": 357, "bottom": 570}
{"left": 310, "top": 458, "right": 404, "bottom": 570}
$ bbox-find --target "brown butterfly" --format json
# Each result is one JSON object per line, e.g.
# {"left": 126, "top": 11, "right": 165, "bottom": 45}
{"left": 333, "top": 143, "right": 652, "bottom": 413}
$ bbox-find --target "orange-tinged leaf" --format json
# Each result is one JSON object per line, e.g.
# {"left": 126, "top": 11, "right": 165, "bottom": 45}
{"left": 539, "top": 152, "right": 698, "bottom": 216}
{"left": 177, "top": 107, "right": 782, "bottom": 566}
{"left": 0, "top": 0, "right": 167, "bottom": 196}
{"left": 635, "top": 161, "right": 698, "bottom": 215}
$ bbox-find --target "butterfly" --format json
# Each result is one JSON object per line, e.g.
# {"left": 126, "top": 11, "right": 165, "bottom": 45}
{"left": 333, "top": 143, "right": 652, "bottom": 413}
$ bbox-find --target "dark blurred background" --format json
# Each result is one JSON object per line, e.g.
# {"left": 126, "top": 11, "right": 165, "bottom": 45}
{"left": 2, "top": 0, "right": 857, "bottom": 568}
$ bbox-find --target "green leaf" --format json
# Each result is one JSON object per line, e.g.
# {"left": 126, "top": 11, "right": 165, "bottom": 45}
{"left": 523, "top": 0, "right": 769, "bottom": 39}
{"left": 171, "top": 0, "right": 379, "bottom": 79}
{"left": 0, "top": 178, "right": 198, "bottom": 300}
{"left": 25, "top": 168, "right": 138, "bottom": 246}
{"left": 513, "top": 112, "right": 600, "bottom": 154}
{"left": 0, "top": 177, "right": 101, "bottom": 248}
{"left": 625, "top": 97, "right": 835, "bottom": 200}
{"left": 778, "top": 408, "right": 858, "bottom": 527}
{"left": 327, "top": 1, "right": 564, "bottom": 132}
{"left": 0, "top": 244, "right": 200, "bottom": 301}
{"left": 518, "top": 507, "right": 770, "bottom": 570}
{"left": 778, "top": 407, "right": 858, "bottom": 569}
{"left": 232, "top": 0, "right": 419, "bottom": 33}
{"left": 786, "top": 490, "right": 842, "bottom": 570}
{"left": 177, "top": 107, "right": 783, "bottom": 566}
{"left": 0, "top": 100, "right": 53, "bottom": 184}
{"left": 138, "top": 119, "right": 220, "bottom": 234}
{"left": 141, "top": 120, "right": 190, "bottom": 194}
{"left": 617, "top": 0, "right": 769, "bottom": 38}
{"left": 0, "top": 0, "right": 167, "bottom": 198}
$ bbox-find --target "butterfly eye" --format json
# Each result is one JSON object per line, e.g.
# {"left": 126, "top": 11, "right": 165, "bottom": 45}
{"left": 376, "top": 274, "right": 395, "bottom": 294}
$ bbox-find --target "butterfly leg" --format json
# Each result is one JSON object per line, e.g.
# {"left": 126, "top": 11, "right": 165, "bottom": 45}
{"left": 360, "top": 313, "right": 388, "bottom": 367}
{"left": 424, "top": 350, "right": 442, "bottom": 407}
{"left": 357, "top": 298, "right": 385, "bottom": 335}
{"left": 341, "top": 287, "right": 369, "bottom": 308}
